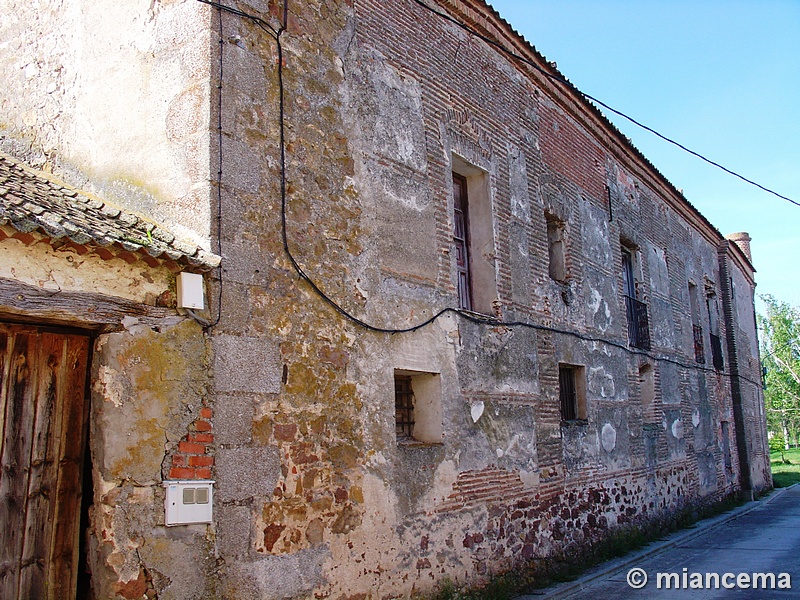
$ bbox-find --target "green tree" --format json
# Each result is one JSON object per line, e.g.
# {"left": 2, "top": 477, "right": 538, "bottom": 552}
{"left": 769, "top": 433, "right": 788, "bottom": 463}
{"left": 759, "top": 295, "right": 800, "bottom": 451}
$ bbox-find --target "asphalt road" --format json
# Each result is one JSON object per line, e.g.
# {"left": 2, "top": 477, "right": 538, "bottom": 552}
{"left": 518, "top": 485, "right": 800, "bottom": 600}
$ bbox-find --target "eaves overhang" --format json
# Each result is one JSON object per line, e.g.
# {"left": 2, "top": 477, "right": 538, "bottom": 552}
{"left": 0, "top": 152, "right": 221, "bottom": 272}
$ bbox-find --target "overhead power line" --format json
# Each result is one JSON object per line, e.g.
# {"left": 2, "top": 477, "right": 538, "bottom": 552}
{"left": 196, "top": 0, "right": 768, "bottom": 390}
{"left": 410, "top": 0, "right": 800, "bottom": 208}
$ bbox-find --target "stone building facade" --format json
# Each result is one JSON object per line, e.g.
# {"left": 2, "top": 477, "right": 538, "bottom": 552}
{"left": 0, "top": 0, "right": 770, "bottom": 598}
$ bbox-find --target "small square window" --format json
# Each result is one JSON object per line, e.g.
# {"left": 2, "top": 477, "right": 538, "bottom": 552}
{"left": 559, "top": 364, "right": 586, "bottom": 422}
{"left": 394, "top": 370, "right": 442, "bottom": 444}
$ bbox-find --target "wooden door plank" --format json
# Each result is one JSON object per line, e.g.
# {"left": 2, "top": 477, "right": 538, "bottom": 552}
{"left": 0, "top": 328, "right": 10, "bottom": 467}
{"left": 0, "top": 324, "right": 91, "bottom": 600}
{"left": 47, "top": 333, "right": 89, "bottom": 600}
{"left": 18, "top": 331, "right": 61, "bottom": 599}
{"left": 0, "top": 329, "right": 37, "bottom": 600}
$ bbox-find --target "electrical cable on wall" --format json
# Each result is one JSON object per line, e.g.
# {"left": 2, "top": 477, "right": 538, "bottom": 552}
{"left": 209, "top": 4, "right": 226, "bottom": 327}
{"left": 196, "top": 0, "right": 766, "bottom": 390}
{"left": 197, "top": 0, "right": 283, "bottom": 328}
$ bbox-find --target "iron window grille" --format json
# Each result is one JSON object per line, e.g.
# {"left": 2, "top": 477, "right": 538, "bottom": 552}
{"left": 625, "top": 295, "right": 651, "bottom": 350}
{"left": 394, "top": 375, "right": 415, "bottom": 439}
{"left": 693, "top": 324, "right": 706, "bottom": 363}
{"left": 559, "top": 365, "right": 578, "bottom": 422}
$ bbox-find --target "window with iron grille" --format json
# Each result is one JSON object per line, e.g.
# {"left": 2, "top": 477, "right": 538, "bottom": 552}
{"left": 393, "top": 370, "right": 443, "bottom": 444}
{"left": 559, "top": 364, "right": 586, "bottom": 422}
{"left": 622, "top": 245, "right": 651, "bottom": 350}
{"left": 394, "top": 375, "right": 415, "bottom": 439}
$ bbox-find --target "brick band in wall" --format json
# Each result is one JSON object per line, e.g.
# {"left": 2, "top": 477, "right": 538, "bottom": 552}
{"left": 168, "top": 407, "right": 214, "bottom": 480}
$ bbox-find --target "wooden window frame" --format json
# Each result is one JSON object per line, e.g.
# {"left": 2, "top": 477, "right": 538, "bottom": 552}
{"left": 452, "top": 172, "right": 472, "bottom": 311}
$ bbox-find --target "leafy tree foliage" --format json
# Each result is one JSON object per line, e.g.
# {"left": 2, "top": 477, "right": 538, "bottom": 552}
{"left": 759, "top": 295, "right": 800, "bottom": 450}
{"left": 769, "top": 433, "right": 788, "bottom": 463}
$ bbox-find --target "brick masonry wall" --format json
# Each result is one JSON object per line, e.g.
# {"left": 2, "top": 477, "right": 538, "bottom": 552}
{"left": 168, "top": 407, "right": 215, "bottom": 480}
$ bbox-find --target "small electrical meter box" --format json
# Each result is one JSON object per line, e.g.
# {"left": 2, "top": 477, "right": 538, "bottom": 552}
{"left": 163, "top": 480, "right": 214, "bottom": 526}
{"left": 176, "top": 272, "right": 205, "bottom": 310}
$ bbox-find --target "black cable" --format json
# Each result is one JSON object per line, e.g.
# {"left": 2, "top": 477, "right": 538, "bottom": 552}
{"left": 207, "top": 5, "right": 225, "bottom": 327}
{"left": 409, "top": 0, "right": 799, "bottom": 208}
{"left": 760, "top": 339, "right": 798, "bottom": 361}
{"left": 197, "top": 0, "right": 278, "bottom": 37}
{"left": 198, "top": 0, "right": 766, "bottom": 391}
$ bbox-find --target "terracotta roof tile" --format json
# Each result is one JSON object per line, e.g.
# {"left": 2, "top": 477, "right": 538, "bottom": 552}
{"left": 0, "top": 152, "right": 221, "bottom": 271}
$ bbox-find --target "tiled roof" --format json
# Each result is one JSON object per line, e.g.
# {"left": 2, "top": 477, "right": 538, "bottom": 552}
{"left": 0, "top": 152, "right": 220, "bottom": 271}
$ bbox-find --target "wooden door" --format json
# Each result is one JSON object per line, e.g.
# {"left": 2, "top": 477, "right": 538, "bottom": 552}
{"left": 0, "top": 323, "right": 91, "bottom": 600}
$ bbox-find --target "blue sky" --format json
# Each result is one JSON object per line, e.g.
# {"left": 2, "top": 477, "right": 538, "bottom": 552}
{"left": 488, "top": 0, "right": 800, "bottom": 311}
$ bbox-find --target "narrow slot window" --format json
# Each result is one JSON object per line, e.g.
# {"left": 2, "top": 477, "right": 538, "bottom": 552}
{"left": 452, "top": 173, "right": 472, "bottom": 310}
{"left": 546, "top": 214, "right": 566, "bottom": 282}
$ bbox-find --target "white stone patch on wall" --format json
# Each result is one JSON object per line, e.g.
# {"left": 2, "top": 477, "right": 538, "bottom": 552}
{"left": 587, "top": 287, "right": 612, "bottom": 333}
{"left": 471, "top": 400, "right": 485, "bottom": 423}
{"left": 601, "top": 423, "right": 617, "bottom": 452}
{"left": 519, "top": 468, "right": 540, "bottom": 488}
{"left": 95, "top": 365, "right": 125, "bottom": 408}
{"left": 421, "top": 460, "right": 459, "bottom": 507}
{"left": 647, "top": 243, "right": 670, "bottom": 295}
{"left": 671, "top": 418, "right": 684, "bottom": 440}
{"left": 588, "top": 366, "right": 615, "bottom": 398}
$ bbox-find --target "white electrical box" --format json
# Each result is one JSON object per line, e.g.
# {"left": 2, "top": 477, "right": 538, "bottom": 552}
{"left": 163, "top": 480, "right": 214, "bottom": 526}
{"left": 176, "top": 272, "right": 205, "bottom": 310}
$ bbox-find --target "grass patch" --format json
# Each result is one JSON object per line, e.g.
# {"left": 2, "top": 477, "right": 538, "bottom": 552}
{"left": 771, "top": 448, "right": 800, "bottom": 488}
